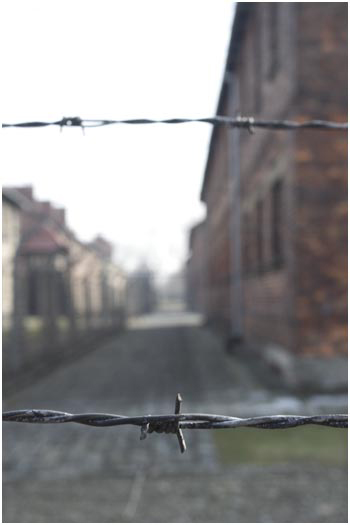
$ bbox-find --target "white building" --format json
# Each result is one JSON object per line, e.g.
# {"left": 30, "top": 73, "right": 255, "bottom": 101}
{"left": 2, "top": 189, "right": 21, "bottom": 329}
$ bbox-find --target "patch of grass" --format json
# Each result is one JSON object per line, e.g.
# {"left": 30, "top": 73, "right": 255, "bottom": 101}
{"left": 24, "top": 316, "right": 44, "bottom": 334}
{"left": 214, "top": 426, "right": 347, "bottom": 465}
{"left": 57, "top": 316, "right": 69, "bottom": 332}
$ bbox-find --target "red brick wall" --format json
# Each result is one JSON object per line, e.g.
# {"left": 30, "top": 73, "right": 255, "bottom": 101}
{"left": 203, "top": 113, "right": 231, "bottom": 331}
{"left": 239, "top": 3, "right": 347, "bottom": 355}
{"left": 200, "top": 3, "right": 347, "bottom": 356}
{"left": 240, "top": 131, "right": 296, "bottom": 351}
{"left": 186, "top": 221, "right": 207, "bottom": 314}
{"left": 238, "top": 4, "right": 297, "bottom": 350}
{"left": 293, "top": 3, "right": 347, "bottom": 355}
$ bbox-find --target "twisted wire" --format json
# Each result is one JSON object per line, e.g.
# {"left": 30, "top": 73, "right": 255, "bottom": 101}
{"left": 2, "top": 116, "right": 348, "bottom": 131}
{"left": 3, "top": 409, "right": 347, "bottom": 428}
{"left": 3, "top": 407, "right": 347, "bottom": 455}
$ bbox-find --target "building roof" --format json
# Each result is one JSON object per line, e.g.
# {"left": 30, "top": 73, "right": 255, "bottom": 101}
{"left": 200, "top": 3, "right": 252, "bottom": 202}
{"left": 88, "top": 235, "right": 113, "bottom": 260}
{"left": 2, "top": 187, "right": 26, "bottom": 209}
{"left": 20, "top": 225, "right": 68, "bottom": 255}
{"left": 4, "top": 185, "right": 82, "bottom": 243}
{"left": 4, "top": 185, "right": 123, "bottom": 270}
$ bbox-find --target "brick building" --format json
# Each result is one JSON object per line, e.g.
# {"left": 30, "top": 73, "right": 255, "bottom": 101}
{"left": 2, "top": 186, "right": 127, "bottom": 374}
{"left": 198, "top": 3, "right": 347, "bottom": 356}
{"left": 2, "top": 189, "right": 21, "bottom": 330}
{"left": 186, "top": 220, "right": 207, "bottom": 315}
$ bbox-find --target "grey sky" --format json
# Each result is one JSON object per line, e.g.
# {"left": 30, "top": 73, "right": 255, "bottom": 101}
{"left": 2, "top": 0, "right": 235, "bottom": 279}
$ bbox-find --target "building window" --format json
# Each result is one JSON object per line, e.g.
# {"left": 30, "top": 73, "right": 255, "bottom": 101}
{"left": 256, "top": 200, "right": 264, "bottom": 273}
{"left": 28, "top": 270, "right": 40, "bottom": 315}
{"left": 271, "top": 179, "right": 284, "bottom": 268}
{"left": 268, "top": 4, "right": 279, "bottom": 79}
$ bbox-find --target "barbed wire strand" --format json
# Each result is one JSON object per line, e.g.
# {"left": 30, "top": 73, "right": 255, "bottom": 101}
{"left": 2, "top": 116, "right": 348, "bottom": 131}
{"left": 3, "top": 394, "right": 347, "bottom": 453}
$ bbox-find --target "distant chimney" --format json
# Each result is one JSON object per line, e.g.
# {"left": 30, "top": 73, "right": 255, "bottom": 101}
{"left": 90, "top": 235, "right": 113, "bottom": 260}
{"left": 40, "top": 201, "right": 52, "bottom": 215}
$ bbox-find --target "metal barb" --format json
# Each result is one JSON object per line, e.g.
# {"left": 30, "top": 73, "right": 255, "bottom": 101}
{"left": 174, "top": 393, "right": 186, "bottom": 454}
{"left": 60, "top": 117, "right": 83, "bottom": 133}
{"left": 247, "top": 117, "right": 255, "bottom": 134}
{"left": 236, "top": 115, "right": 255, "bottom": 134}
{"left": 140, "top": 423, "right": 149, "bottom": 441}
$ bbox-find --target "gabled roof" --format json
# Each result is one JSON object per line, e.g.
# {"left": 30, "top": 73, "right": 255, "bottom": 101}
{"left": 20, "top": 225, "right": 68, "bottom": 255}
{"left": 2, "top": 187, "right": 27, "bottom": 209}
{"left": 3, "top": 185, "right": 81, "bottom": 245}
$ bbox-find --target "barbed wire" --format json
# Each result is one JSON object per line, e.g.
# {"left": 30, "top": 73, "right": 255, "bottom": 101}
{"left": 2, "top": 116, "right": 348, "bottom": 132}
{"left": 3, "top": 394, "right": 347, "bottom": 454}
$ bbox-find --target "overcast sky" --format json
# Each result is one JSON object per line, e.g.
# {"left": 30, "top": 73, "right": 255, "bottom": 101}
{"left": 2, "top": 0, "right": 235, "bottom": 280}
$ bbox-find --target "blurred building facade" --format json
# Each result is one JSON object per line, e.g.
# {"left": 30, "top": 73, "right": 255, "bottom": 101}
{"left": 186, "top": 220, "right": 207, "bottom": 314}
{"left": 189, "top": 3, "right": 347, "bottom": 356}
{"left": 159, "top": 269, "right": 186, "bottom": 311}
{"left": 2, "top": 186, "right": 127, "bottom": 376}
{"left": 126, "top": 265, "right": 157, "bottom": 316}
{"left": 2, "top": 189, "right": 21, "bottom": 329}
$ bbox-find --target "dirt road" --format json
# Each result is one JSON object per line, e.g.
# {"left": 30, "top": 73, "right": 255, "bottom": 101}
{"left": 3, "top": 312, "right": 347, "bottom": 522}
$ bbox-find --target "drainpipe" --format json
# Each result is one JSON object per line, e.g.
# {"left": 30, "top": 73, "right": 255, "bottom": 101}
{"left": 228, "top": 74, "right": 243, "bottom": 346}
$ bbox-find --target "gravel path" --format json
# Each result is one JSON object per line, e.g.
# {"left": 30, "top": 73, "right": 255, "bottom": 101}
{"left": 3, "top": 312, "right": 347, "bottom": 522}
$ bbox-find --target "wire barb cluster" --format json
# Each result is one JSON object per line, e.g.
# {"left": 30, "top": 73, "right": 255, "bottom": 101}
{"left": 2, "top": 116, "right": 348, "bottom": 131}
{"left": 3, "top": 394, "right": 347, "bottom": 454}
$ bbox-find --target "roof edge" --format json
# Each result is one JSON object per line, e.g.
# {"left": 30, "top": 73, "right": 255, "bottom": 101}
{"left": 200, "top": 3, "right": 252, "bottom": 202}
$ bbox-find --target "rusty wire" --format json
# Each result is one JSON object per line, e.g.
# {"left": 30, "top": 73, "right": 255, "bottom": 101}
{"left": 2, "top": 116, "right": 348, "bottom": 131}
{"left": 3, "top": 394, "right": 347, "bottom": 454}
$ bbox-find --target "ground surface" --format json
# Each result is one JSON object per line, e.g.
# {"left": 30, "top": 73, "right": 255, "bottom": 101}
{"left": 3, "top": 311, "right": 348, "bottom": 523}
